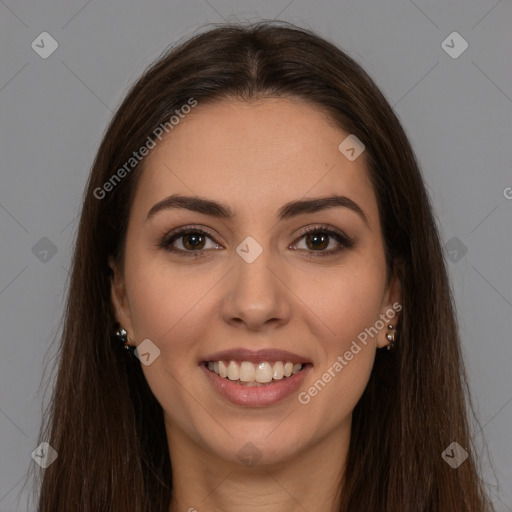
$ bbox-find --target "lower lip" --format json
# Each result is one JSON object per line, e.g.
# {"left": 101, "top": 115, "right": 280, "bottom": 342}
{"left": 200, "top": 363, "right": 312, "bottom": 407}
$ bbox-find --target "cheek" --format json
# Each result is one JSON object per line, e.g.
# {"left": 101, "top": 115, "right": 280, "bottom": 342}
{"left": 122, "top": 254, "right": 218, "bottom": 420}
{"left": 296, "top": 342, "right": 375, "bottom": 435}
{"left": 123, "top": 250, "right": 222, "bottom": 355}
{"left": 293, "top": 258, "right": 387, "bottom": 350}
{"left": 291, "top": 253, "right": 386, "bottom": 417}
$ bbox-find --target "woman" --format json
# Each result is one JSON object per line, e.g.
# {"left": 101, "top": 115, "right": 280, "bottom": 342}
{"left": 35, "top": 21, "right": 494, "bottom": 511}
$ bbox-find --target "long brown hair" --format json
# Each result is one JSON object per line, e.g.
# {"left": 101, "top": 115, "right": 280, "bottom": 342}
{"left": 34, "top": 21, "right": 494, "bottom": 511}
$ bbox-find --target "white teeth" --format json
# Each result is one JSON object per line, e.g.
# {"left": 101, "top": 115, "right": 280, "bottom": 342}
{"left": 239, "top": 362, "right": 256, "bottom": 382}
{"left": 227, "top": 361, "right": 238, "bottom": 381}
{"left": 218, "top": 360, "right": 228, "bottom": 378}
{"left": 255, "top": 362, "right": 273, "bottom": 383}
{"left": 206, "top": 360, "right": 305, "bottom": 384}
{"left": 272, "top": 361, "right": 284, "bottom": 380}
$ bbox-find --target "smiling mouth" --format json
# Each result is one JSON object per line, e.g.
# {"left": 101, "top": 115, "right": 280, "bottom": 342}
{"left": 204, "top": 360, "right": 310, "bottom": 386}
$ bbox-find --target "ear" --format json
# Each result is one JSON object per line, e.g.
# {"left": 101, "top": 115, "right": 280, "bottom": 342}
{"left": 109, "top": 256, "right": 135, "bottom": 339}
{"left": 376, "top": 260, "right": 403, "bottom": 349}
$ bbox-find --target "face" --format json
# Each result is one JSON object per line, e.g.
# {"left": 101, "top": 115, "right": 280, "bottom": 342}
{"left": 111, "top": 96, "right": 401, "bottom": 468}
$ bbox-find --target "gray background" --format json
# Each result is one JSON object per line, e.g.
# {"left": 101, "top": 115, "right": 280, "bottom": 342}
{"left": 0, "top": 0, "right": 511, "bottom": 510}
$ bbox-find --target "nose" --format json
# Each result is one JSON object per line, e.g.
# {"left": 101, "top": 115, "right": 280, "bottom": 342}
{"left": 219, "top": 249, "right": 292, "bottom": 332}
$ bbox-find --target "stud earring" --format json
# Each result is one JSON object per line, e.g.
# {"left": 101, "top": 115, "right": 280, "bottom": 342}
{"left": 385, "top": 324, "right": 396, "bottom": 351}
{"left": 115, "top": 327, "right": 135, "bottom": 352}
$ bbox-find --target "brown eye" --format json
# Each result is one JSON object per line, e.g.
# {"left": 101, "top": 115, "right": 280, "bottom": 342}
{"left": 291, "top": 226, "right": 354, "bottom": 256}
{"left": 159, "top": 227, "right": 222, "bottom": 256}
{"left": 305, "top": 232, "right": 330, "bottom": 251}
{"left": 181, "top": 232, "right": 206, "bottom": 250}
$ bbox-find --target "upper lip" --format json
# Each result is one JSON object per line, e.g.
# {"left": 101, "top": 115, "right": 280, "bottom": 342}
{"left": 201, "top": 348, "right": 311, "bottom": 365}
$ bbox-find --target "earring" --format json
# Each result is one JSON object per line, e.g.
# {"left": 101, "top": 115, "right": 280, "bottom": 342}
{"left": 115, "top": 327, "right": 135, "bottom": 352}
{"left": 385, "top": 324, "right": 396, "bottom": 351}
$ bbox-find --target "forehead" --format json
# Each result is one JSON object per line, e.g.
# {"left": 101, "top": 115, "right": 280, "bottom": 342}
{"left": 134, "top": 97, "right": 378, "bottom": 225}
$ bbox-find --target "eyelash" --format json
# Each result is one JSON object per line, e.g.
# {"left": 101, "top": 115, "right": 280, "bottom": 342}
{"left": 158, "top": 224, "right": 354, "bottom": 258}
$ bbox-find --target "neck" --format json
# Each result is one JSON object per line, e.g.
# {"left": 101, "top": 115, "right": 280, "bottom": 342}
{"left": 166, "top": 420, "right": 350, "bottom": 512}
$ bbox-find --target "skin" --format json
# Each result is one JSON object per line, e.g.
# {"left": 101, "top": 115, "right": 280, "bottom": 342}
{"left": 110, "top": 96, "right": 401, "bottom": 512}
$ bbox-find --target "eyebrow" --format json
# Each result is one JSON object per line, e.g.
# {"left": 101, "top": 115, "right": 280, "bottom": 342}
{"left": 146, "top": 193, "right": 369, "bottom": 227}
